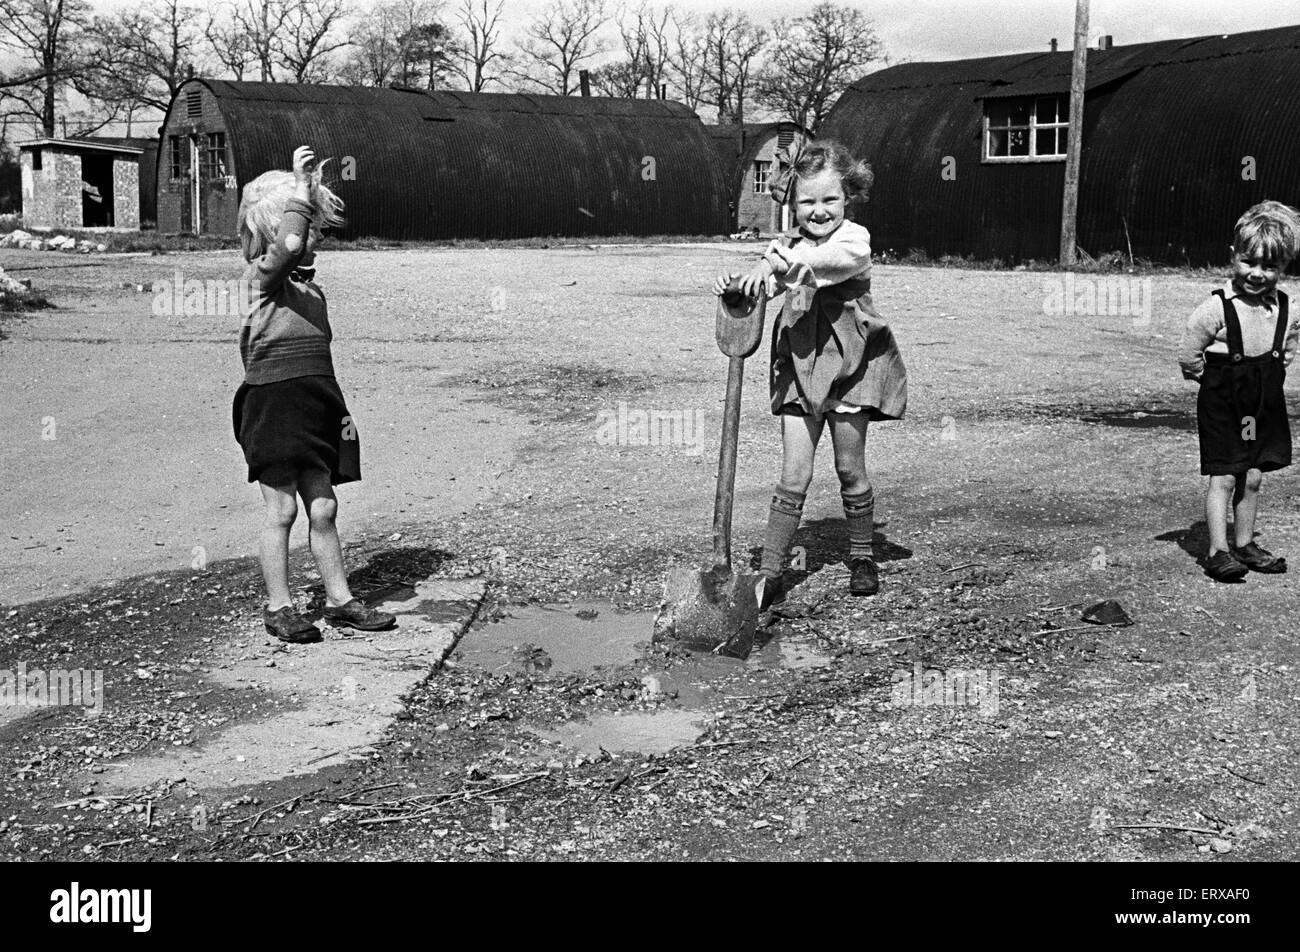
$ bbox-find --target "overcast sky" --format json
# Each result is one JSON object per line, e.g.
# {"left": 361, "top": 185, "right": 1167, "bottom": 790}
{"left": 76, "top": 0, "right": 1300, "bottom": 65}
{"left": 4, "top": 0, "right": 1298, "bottom": 136}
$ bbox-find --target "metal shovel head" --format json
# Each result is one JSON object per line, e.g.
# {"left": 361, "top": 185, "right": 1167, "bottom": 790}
{"left": 653, "top": 562, "right": 758, "bottom": 659}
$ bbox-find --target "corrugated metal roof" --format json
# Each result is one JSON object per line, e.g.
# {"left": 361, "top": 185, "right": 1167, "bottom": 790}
{"left": 172, "top": 80, "right": 728, "bottom": 239}
{"left": 822, "top": 25, "right": 1300, "bottom": 264}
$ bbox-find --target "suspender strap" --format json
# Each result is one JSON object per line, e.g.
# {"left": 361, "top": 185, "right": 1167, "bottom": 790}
{"left": 1271, "top": 290, "right": 1289, "bottom": 357}
{"left": 1213, "top": 289, "right": 1245, "bottom": 359}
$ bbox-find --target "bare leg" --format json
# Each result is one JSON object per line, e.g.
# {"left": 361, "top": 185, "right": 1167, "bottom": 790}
{"left": 1205, "top": 474, "right": 1237, "bottom": 555}
{"left": 778, "top": 413, "right": 825, "bottom": 494}
{"left": 758, "top": 414, "right": 825, "bottom": 605}
{"left": 258, "top": 471, "right": 298, "bottom": 610}
{"left": 1232, "top": 468, "right": 1264, "bottom": 548}
{"left": 298, "top": 468, "right": 354, "bottom": 607}
{"left": 828, "top": 412, "right": 870, "bottom": 495}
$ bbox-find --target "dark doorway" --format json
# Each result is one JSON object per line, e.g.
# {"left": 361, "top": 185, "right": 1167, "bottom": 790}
{"left": 81, "top": 154, "right": 115, "bottom": 227}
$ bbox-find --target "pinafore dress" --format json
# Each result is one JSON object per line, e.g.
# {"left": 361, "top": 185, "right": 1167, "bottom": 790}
{"left": 1197, "top": 288, "right": 1291, "bottom": 475}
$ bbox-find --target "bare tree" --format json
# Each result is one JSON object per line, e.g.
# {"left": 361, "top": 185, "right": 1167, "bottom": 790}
{"left": 450, "top": 0, "right": 506, "bottom": 92}
{"left": 277, "top": 0, "right": 351, "bottom": 83}
{"left": 664, "top": 6, "right": 707, "bottom": 112}
{"left": 80, "top": 0, "right": 201, "bottom": 116}
{"left": 0, "top": 0, "right": 93, "bottom": 135}
{"left": 205, "top": 1, "right": 285, "bottom": 81}
{"left": 701, "top": 9, "right": 767, "bottom": 125}
{"left": 339, "top": 0, "right": 404, "bottom": 85}
{"left": 512, "top": 0, "right": 610, "bottom": 96}
{"left": 755, "top": 1, "right": 884, "bottom": 132}
{"left": 592, "top": 1, "right": 671, "bottom": 98}
{"left": 205, "top": 0, "right": 346, "bottom": 83}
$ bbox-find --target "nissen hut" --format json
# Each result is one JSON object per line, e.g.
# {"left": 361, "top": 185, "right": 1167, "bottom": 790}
{"left": 156, "top": 79, "right": 730, "bottom": 239}
{"left": 820, "top": 26, "right": 1300, "bottom": 265}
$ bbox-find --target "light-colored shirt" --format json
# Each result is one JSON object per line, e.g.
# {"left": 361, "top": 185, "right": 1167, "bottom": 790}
{"left": 1178, "top": 281, "right": 1297, "bottom": 380}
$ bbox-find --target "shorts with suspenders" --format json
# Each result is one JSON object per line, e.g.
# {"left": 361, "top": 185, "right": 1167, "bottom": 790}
{"left": 1196, "top": 288, "right": 1291, "bottom": 476}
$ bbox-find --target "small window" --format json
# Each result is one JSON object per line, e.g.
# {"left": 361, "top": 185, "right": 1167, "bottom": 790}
{"left": 31, "top": 149, "right": 42, "bottom": 171}
{"left": 984, "top": 95, "right": 1068, "bottom": 162}
{"left": 753, "top": 159, "right": 771, "bottom": 194}
{"left": 200, "top": 132, "right": 226, "bottom": 180}
{"left": 186, "top": 88, "right": 203, "bottom": 119}
{"left": 168, "top": 135, "right": 189, "bottom": 180}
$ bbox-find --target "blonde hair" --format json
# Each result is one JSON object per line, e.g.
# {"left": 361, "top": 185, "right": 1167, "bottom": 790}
{"left": 237, "top": 160, "right": 345, "bottom": 261}
{"left": 1233, "top": 200, "right": 1300, "bottom": 263}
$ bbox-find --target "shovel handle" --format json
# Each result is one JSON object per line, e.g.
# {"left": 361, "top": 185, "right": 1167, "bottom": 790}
{"left": 712, "top": 354, "right": 745, "bottom": 571}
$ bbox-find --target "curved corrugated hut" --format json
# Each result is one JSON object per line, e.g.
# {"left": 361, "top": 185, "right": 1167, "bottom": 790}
{"left": 156, "top": 79, "right": 730, "bottom": 239}
{"left": 821, "top": 26, "right": 1300, "bottom": 265}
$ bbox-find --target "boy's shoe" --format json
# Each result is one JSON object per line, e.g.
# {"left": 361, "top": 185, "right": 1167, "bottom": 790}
{"left": 1204, "top": 550, "right": 1249, "bottom": 582}
{"left": 1231, "top": 542, "right": 1287, "bottom": 574}
{"left": 848, "top": 557, "right": 880, "bottom": 596}
{"left": 264, "top": 605, "right": 323, "bottom": 644}
{"left": 324, "top": 598, "right": 398, "bottom": 631}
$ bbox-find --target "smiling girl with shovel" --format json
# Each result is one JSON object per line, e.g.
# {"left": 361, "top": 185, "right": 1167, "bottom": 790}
{"left": 713, "top": 141, "right": 908, "bottom": 609}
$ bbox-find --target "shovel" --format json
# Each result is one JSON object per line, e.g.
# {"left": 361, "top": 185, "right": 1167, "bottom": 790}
{"left": 653, "top": 278, "right": 767, "bottom": 659}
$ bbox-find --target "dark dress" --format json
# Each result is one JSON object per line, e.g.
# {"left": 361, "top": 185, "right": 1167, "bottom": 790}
{"left": 232, "top": 374, "right": 361, "bottom": 485}
{"left": 769, "top": 273, "right": 908, "bottom": 420}
{"left": 1197, "top": 289, "right": 1291, "bottom": 476}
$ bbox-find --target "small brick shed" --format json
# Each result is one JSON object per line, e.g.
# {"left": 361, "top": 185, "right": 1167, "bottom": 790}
{"left": 17, "top": 137, "right": 157, "bottom": 230}
{"left": 707, "top": 122, "right": 811, "bottom": 235}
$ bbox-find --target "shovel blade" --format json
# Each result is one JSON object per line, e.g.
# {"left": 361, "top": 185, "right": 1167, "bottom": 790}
{"left": 653, "top": 563, "right": 758, "bottom": 659}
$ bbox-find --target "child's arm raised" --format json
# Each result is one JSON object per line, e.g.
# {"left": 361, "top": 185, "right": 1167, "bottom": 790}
{"left": 248, "top": 146, "right": 318, "bottom": 296}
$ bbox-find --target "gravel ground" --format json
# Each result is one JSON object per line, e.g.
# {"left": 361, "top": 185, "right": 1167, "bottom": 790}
{"left": 0, "top": 243, "right": 1296, "bottom": 861}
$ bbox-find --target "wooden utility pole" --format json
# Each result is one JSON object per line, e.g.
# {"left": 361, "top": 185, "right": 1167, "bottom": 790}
{"left": 1059, "top": 0, "right": 1090, "bottom": 265}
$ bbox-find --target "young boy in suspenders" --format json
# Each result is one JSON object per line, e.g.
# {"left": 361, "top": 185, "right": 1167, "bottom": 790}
{"left": 1180, "top": 201, "right": 1300, "bottom": 582}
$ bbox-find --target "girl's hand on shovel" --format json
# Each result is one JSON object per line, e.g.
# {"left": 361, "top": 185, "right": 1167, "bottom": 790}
{"left": 736, "top": 260, "right": 773, "bottom": 301}
{"left": 712, "top": 272, "right": 738, "bottom": 296}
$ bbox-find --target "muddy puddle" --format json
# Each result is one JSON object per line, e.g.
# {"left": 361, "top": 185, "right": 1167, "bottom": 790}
{"left": 454, "top": 602, "right": 833, "bottom": 755}
{"left": 453, "top": 602, "right": 651, "bottom": 675}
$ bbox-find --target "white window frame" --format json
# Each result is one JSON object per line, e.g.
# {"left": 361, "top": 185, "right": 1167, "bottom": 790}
{"left": 982, "top": 95, "right": 1069, "bottom": 163}
{"left": 753, "top": 159, "right": 771, "bottom": 194}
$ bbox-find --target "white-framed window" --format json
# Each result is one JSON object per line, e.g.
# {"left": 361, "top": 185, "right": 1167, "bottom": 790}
{"left": 201, "top": 132, "right": 226, "bottom": 180}
{"left": 984, "top": 95, "right": 1068, "bottom": 162}
{"left": 168, "top": 135, "right": 189, "bottom": 180}
{"left": 753, "top": 159, "right": 771, "bottom": 193}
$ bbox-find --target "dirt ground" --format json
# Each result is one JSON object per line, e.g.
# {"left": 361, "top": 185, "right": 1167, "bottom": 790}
{"left": 1, "top": 243, "right": 1297, "bottom": 861}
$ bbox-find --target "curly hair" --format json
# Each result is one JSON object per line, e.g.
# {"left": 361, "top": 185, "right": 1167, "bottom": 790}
{"left": 237, "top": 159, "right": 345, "bottom": 262}
{"left": 786, "top": 140, "right": 873, "bottom": 204}
{"left": 1233, "top": 200, "right": 1300, "bottom": 263}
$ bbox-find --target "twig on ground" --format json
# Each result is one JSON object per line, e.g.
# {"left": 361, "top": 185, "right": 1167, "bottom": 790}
{"left": 944, "top": 562, "right": 984, "bottom": 573}
{"left": 245, "top": 794, "right": 305, "bottom": 831}
{"left": 1113, "top": 823, "right": 1221, "bottom": 835}
{"left": 1031, "top": 625, "right": 1096, "bottom": 637}
{"left": 1223, "top": 766, "right": 1265, "bottom": 786}
{"left": 1194, "top": 606, "right": 1221, "bottom": 624}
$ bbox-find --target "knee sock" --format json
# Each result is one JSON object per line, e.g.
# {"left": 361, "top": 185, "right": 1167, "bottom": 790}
{"left": 759, "top": 487, "right": 806, "bottom": 578}
{"left": 842, "top": 487, "right": 875, "bottom": 561}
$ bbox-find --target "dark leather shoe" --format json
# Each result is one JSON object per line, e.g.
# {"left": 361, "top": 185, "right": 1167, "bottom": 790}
{"left": 1232, "top": 542, "right": 1286, "bottom": 574}
{"left": 324, "top": 598, "right": 397, "bottom": 631}
{"left": 849, "top": 557, "right": 880, "bottom": 596}
{"left": 1205, "top": 550, "right": 1248, "bottom": 582}
{"left": 263, "top": 605, "right": 322, "bottom": 643}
